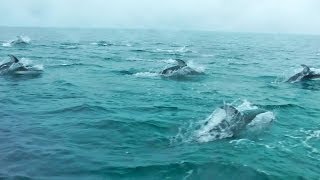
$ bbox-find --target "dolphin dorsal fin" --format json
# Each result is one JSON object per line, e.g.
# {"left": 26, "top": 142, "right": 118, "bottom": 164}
{"left": 301, "top": 64, "right": 310, "bottom": 74}
{"left": 175, "top": 59, "right": 187, "bottom": 67}
{"left": 8, "top": 55, "right": 19, "bottom": 63}
{"left": 220, "top": 105, "right": 240, "bottom": 117}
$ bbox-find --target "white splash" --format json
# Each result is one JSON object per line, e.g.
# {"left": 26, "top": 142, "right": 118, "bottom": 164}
{"left": 2, "top": 42, "right": 11, "bottom": 47}
{"left": 155, "top": 46, "right": 192, "bottom": 53}
{"left": 302, "top": 130, "right": 320, "bottom": 154}
{"left": 18, "top": 35, "right": 31, "bottom": 43}
{"left": 19, "top": 57, "right": 44, "bottom": 71}
{"left": 133, "top": 72, "right": 159, "bottom": 78}
{"left": 187, "top": 60, "right": 206, "bottom": 73}
{"left": 195, "top": 108, "right": 228, "bottom": 142}
{"left": 160, "top": 58, "right": 176, "bottom": 64}
{"left": 229, "top": 138, "right": 253, "bottom": 145}
{"left": 310, "top": 67, "right": 320, "bottom": 74}
{"left": 236, "top": 99, "right": 258, "bottom": 111}
{"left": 2, "top": 35, "right": 31, "bottom": 47}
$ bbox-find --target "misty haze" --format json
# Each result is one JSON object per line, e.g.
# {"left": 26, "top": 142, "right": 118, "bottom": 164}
{"left": 0, "top": 0, "right": 320, "bottom": 179}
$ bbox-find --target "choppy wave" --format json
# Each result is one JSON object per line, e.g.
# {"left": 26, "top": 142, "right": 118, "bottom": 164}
{"left": 258, "top": 104, "right": 305, "bottom": 110}
{"left": 282, "top": 129, "right": 320, "bottom": 161}
{"left": 91, "top": 40, "right": 132, "bottom": 47}
{"left": 45, "top": 103, "right": 113, "bottom": 115}
{"left": 130, "top": 46, "right": 194, "bottom": 54}
{"left": 1, "top": 28, "right": 320, "bottom": 179}
{"left": 0, "top": 161, "right": 274, "bottom": 179}
{"left": 50, "top": 62, "right": 103, "bottom": 68}
{"left": 155, "top": 46, "right": 193, "bottom": 53}
{"left": 301, "top": 129, "right": 320, "bottom": 154}
{"left": 101, "top": 161, "right": 272, "bottom": 180}
{"left": 96, "top": 40, "right": 113, "bottom": 46}
{"left": 59, "top": 42, "right": 80, "bottom": 49}
{"left": 133, "top": 72, "right": 159, "bottom": 78}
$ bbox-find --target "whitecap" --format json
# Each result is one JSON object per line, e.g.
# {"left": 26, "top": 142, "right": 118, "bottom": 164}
{"left": 133, "top": 72, "right": 159, "bottom": 78}
{"left": 187, "top": 60, "right": 206, "bottom": 73}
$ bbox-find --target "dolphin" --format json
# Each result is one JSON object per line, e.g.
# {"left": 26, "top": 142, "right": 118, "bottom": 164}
{"left": 160, "top": 59, "right": 200, "bottom": 75}
{"left": 286, "top": 64, "right": 320, "bottom": 83}
{"left": 0, "top": 55, "right": 33, "bottom": 74}
{"left": 206, "top": 105, "right": 267, "bottom": 138}
{"left": 10, "top": 36, "right": 29, "bottom": 46}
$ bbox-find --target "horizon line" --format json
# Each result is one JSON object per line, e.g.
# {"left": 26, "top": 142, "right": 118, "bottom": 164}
{"left": 1, "top": 25, "right": 319, "bottom": 36}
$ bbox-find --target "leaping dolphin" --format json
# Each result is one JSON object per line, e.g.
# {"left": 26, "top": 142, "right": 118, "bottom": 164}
{"left": 286, "top": 64, "right": 320, "bottom": 83}
{"left": 0, "top": 55, "right": 40, "bottom": 75}
{"left": 201, "top": 105, "right": 268, "bottom": 139}
{"left": 160, "top": 59, "right": 200, "bottom": 75}
{"left": 10, "top": 36, "right": 29, "bottom": 46}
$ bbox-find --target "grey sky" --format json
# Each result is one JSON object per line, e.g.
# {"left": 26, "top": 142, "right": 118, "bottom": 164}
{"left": 1, "top": 0, "right": 320, "bottom": 34}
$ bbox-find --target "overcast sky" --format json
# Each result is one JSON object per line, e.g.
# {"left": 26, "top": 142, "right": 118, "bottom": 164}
{"left": 1, "top": 0, "right": 320, "bottom": 34}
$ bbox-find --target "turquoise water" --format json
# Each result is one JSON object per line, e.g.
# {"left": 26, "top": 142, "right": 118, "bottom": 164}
{"left": 0, "top": 27, "right": 320, "bottom": 179}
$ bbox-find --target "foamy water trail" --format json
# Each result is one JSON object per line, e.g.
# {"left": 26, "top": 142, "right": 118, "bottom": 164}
{"left": 155, "top": 46, "right": 193, "bottom": 54}
{"left": 160, "top": 58, "right": 176, "bottom": 64}
{"left": 310, "top": 67, "right": 320, "bottom": 74}
{"left": 21, "top": 35, "right": 31, "bottom": 43}
{"left": 236, "top": 99, "right": 258, "bottom": 111}
{"left": 187, "top": 60, "right": 206, "bottom": 73}
{"left": 302, "top": 130, "right": 320, "bottom": 154}
{"left": 2, "top": 42, "right": 12, "bottom": 47}
{"left": 133, "top": 72, "right": 159, "bottom": 78}
{"left": 20, "top": 58, "right": 44, "bottom": 70}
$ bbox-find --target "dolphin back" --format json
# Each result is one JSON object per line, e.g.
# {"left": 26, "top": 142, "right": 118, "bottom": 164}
{"left": 286, "top": 65, "right": 320, "bottom": 82}
{"left": 286, "top": 65, "right": 309, "bottom": 83}
{"left": 241, "top": 109, "right": 267, "bottom": 124}
{"left": 161, "top": 65, "right": 182, "bottom": 74}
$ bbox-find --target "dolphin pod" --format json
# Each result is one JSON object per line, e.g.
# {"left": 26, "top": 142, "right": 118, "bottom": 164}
{"left": 1, "top": 36, "right": 319, "bottom": 140}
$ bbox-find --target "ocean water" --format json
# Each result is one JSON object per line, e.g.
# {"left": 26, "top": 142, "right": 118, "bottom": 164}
{"left": 0, "top": 27, "right": 320, "bottom": 179}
